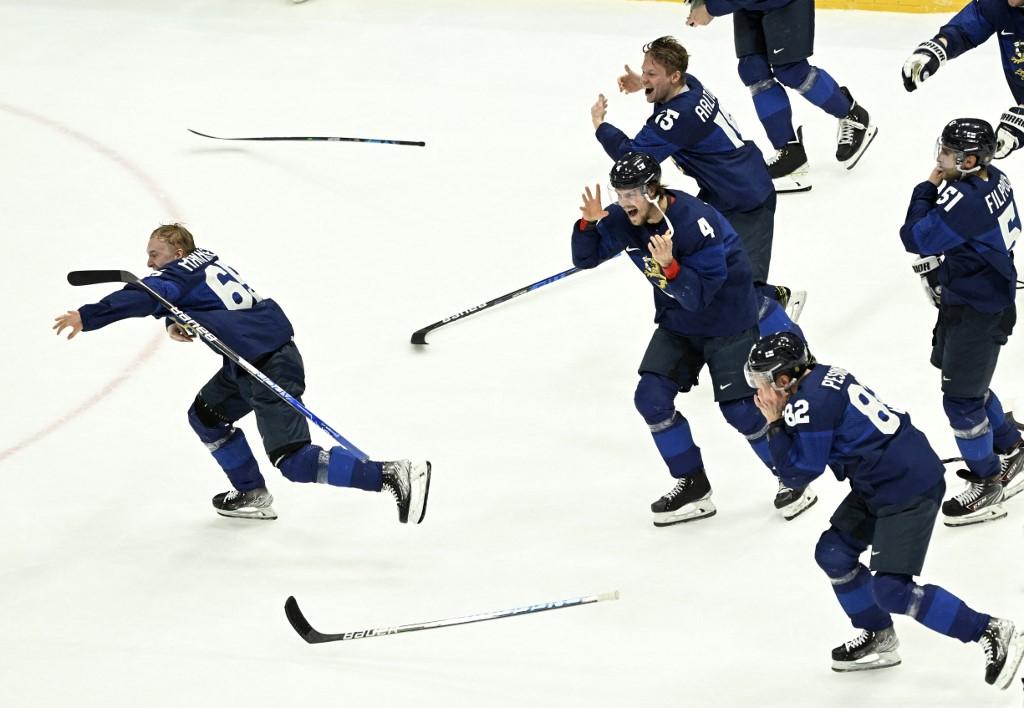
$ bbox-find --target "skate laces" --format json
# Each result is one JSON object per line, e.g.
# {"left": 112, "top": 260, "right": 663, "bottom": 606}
{"left": 766, "top": 147, "right": 786, "bottom": 166}
{"left": 953, "top": 480, "right": 986, "bottom": 506}
{"left": 837, "top": 117, "right": 864, "bottom": 147}
{"left": 845, "top": 630, "right": 871, "bottom": 651}
{"left": 664, "top": 477, "right": 690, "bottom": 500}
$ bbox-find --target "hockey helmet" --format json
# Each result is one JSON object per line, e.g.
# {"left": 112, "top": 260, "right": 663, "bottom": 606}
{"left": 744, "top": 332, "right": 816, "bottom": 390}
{"left": 610, "top": 151, "right": 661, "bottom": 192}
{"left": 938, "top": 118, "right": 996, "bottom": 172}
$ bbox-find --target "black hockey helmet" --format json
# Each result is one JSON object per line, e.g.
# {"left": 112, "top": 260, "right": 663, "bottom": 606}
{"left": 939, "top": 118, "right": 996, "bottom": 170}
{"left": 744, "top": 331, "right": 816, "bottom": 390}
{"left": 610, "top": 151, "right": 661, "bottom": 191}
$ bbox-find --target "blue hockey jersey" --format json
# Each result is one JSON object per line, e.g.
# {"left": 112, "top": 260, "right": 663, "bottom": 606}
{"left": 78, "top": 248, "right": 294, "bottom": 360}
{"left": 937, "top": 0, "right": 1024, "bottom": 104}
{"left": 767, "top": 364, "right": 945, "bottom": 508}
{"left": 571, "top": 190, "right": 758, "bottom": 337}
{"left": 899, "top": 165, "right": 1019, "bottom": 313}
{"left": 595, "top": 74, "right": 774, "bottom": 215}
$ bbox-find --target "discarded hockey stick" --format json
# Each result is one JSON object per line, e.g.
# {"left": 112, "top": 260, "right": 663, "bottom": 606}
{"left": 411, "top": 257, "right": 623, "bottom": 345}
{"left": 187, "top": 128, "right": 425, "bottom": 147}
{"left": 284, "top": 590, "right": 619, "bottom": 644}
{"left": 67, "top": 270, "right": 369, "bottom": 461}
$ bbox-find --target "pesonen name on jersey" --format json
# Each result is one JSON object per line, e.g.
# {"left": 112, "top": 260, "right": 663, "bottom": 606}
{"left": 821, "top": 366, "right": 849, "bottom": 391}
{"left": 178, "top": 248, "right": 218, "bottom": 272}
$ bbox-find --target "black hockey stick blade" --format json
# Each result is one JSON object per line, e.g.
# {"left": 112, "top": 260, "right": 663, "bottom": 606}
{"left": 67, "top": 270, "right": 138, "bottom": 286}
{"left": 410, "top": 329, "right": 431, "bottom": 346}
{"left": 188, "top": 128, "right": 425, "bottom": 147}
{"left": 285, "top": 596, "right": 327, "bottom": 643}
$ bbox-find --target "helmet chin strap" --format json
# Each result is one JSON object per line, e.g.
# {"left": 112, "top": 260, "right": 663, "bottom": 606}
{"left": 644, "top": 191, "right": 674, "bottom": 237}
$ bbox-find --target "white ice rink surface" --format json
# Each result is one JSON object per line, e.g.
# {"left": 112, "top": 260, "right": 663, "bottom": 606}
{"left": 2, "top": 1, "right": 1022, "bottom": 705}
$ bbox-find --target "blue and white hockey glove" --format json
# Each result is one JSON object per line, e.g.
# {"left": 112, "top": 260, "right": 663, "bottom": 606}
{"left": 995, "top": 105, "right": 1024, "bottom": 159}
{"left": 911, "top": 256, "right": 942, "bottom": 308}
{"left": 902, "top": 40, "right": 946, "bottom": 92}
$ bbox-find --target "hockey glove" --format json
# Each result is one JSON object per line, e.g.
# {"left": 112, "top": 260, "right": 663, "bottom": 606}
{"left": 902, "top": 40, "right": 946, "bottom": 92}
{"left": 995, "top": 105, "right": 1024, "bottom": 159}
{"left": 911, "top": 255, "right": 942, "bottom": 308}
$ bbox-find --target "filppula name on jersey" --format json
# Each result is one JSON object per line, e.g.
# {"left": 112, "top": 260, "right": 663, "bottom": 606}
{"left": 984, "top": 173, "right": 1012, "bottom": 215}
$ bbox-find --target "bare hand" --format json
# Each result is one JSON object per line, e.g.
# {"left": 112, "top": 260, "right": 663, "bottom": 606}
{"left": 167, "top": 322, "right": 195, "bottom": 343}
{"left": 591, "top": 94, "right": 608, "bottom": 130}
{"left": 648, "top": 232, "right": 674, "bottom": 268}
{"left": 53, "top": 310, "right": 83, "bottom": 339}
{"left": 617, "top": 65, "right": 642, "bottom": 94}
{"left": 687, "top": 4, "right": 713, "bottom": 26}
{"left": 927, "top": 166, "right": 945, "bottom": 186}
{"left": 753, "top": 385, "right": 789, "bottom": 423}
{"left": 579, "top": 184, "right": 609, "bottom": 223}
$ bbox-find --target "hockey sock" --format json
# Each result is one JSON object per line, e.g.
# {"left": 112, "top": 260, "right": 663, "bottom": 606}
{"left": 899, "top": 580, "right": 990, "bottom": 643}
{"left": 636, "top": 373, "right": 704, "bottom": 476}
{"left": 829, "top": 565, "right": 893, "bottom": 631}
{"left": 775, "top": 61, "right": 851, "bottom": 119}
{"left": 738, "top": 56, "right": 796, "bottom": 149}
{"left": 720, "top": 397, "right": 773, "bottom": 471}
{"left": 985, "top": 390, "right": 1023, "bottom": 451}
{"left": 278, "top": 444, "right": 383, "bottom": 491}
{"left": 944, "top": 395, "right": 999, "bottom": 477}
{"left": 188, "top": 403, "right": 265, "bottom": 491}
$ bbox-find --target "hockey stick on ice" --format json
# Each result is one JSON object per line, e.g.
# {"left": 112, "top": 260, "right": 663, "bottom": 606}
{"left": 187, "top": 128, "right": 425, "bottom": 147}
{"left": 67, "top": 269, "right": 369, "bottom": 461}
{"left": 284, "top": 591, "right": 620, "bottom": 644}
{"left": 410, "top": 257, "right": 623, "bottom": 345}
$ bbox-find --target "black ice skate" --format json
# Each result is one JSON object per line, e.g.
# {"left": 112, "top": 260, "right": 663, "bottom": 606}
{"left": 766, "top": 125, "right": 811, "bottom": 194}
{"left": 212, "top": 487, "right": 277, "bottom": 520}
{"left": 835, "top": 87, "right": 878, "bottom": 170}
{"left": 979, "top": 617, "right": 1024, "bottom": 689}
{"left": 774, "top": 480, "right": 818, "bottom": 520}
{"left": 942, "top": 469, "right": 1006, "bottom": 527}
{"left": 831, "top": 626, "right": 901, "bottom": 672}
{"left": 382, "top": 460, "right": 431, "bottom": 524}
{"left": 996, "top": 441, "right": 1024, "bottom": 500}
{"left": 651, "top": 469, "right": 716, "bottom": 526}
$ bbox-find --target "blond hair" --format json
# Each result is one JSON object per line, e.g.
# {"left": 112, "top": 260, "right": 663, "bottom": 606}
{"left": 150, "top": 223, "right": 196, "bottom": 255}
{"left": 643, "top": 36, "right": 689, "bottom": 78}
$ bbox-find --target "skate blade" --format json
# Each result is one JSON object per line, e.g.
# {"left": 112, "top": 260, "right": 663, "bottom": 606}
{"left": 772, "top": 171, "right": 812, "bottom": 194}
{"left": 842, "top": 126, "right": 878, "bottom": 171}
{"left": 1002, "top": 474, "right": 1024, "bottom": 501}
{"left": 942, "top": 504, "right": 1007, "bottom": 527}
{"left": 996, "top": 628, "right": 1024, "bottom": 689}
{"left": 832, "top": 651, "right": 901, "bottom": 673}
{"left": 216, "top": 505, "right": 278, "bottom": 520}
{"left": 780, "top": 490, "right": 817, "bottom": 521}
{"left": 409, "top": 461, "right": 431, "bottom": 525}
{"left": 784, "top": 290, "right": 807, "bottom": 323}
{"left": 653, "top": 496, "right": 717, "bottom": 527}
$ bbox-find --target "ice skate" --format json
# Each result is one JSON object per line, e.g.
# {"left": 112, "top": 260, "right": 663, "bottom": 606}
{"left": 996, "top": 441, "right": 1024, "bottom": 500}
{"left": 979, "top": 617, "right": 1024, "bottom": 689}
{"left": 767, "top": 126, "right": 811, "bottom": 193}
{"left": 942, "top": 469, "right": 1006, "bottom": 526}
{"left": 382, "top": 460, "right": 431, "bottom": 524}
{"left": 651, "top": 469, "right": 716, "bottom": 526}
{"left": 212, "top": 487, "right": 277, "bottom": 520}
{"left": 831, "top": 626, "right": 901, "bottom": 672}
{"left": 835, "top": 87, "right": 877, "bottom": 170}
{"left": 774, "top": 480, "right": 817, "bottom": 520}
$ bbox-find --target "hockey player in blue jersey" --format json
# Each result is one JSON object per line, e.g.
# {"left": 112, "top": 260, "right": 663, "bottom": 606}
{"left": 746, "top": 331, "right": 1024, "bottom": 688}
{"left": 684, "top": 0, "right": 877, "bottom": 191}
{"left": 572, "top": 152, "right": 817, "bottom": 525}
{"left": 899, "top": 119, "right": 1023, "bottom": 526}
{"left": 594, "top": 36, "right": 804, "bottom": 316}
{"left": 902, "top": 0, "right": 1024, "bottom": 159}
{"left": 53, "top": 224, "right": 431, "bottom": 523}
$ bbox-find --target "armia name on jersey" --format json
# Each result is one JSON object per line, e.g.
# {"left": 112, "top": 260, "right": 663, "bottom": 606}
{"left": 821, "top": 366, "right": 849, "bottom": 391}
{"left": 178, "top": 248, "right": 218, "bottom": 272}
{"left": 984, "top": 173, "right": 1013, "bottom": 215}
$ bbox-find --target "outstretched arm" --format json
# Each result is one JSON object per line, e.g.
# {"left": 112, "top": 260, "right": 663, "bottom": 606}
{"left": 53, "top": 310, "right": 83, "bottom": 339}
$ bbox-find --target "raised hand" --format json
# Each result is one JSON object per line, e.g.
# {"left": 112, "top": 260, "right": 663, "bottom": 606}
{"left": 591, "top": 94, "right": 608, "bottom": 130}
{"left": 995, "top": 105, "right": 1024, "bottom": 159}
{"left": 902, "top": 39, "right": 946, "bottom": 92}
{"left": 687, "top": 2, "right": 713, "bottom": 27}
{"left": 580, "top": 184, "right": 609, "bottom": 223}
{"left": 617, "top": 65, "right": 642, "bottom": 94}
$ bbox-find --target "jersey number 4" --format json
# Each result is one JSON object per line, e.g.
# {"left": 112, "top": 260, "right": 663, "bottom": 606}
{"left": 205, "top": 264, "right": 262, "bottom": 310}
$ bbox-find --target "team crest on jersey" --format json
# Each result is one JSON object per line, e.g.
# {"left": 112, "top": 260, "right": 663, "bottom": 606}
{"left": 643, "top": 257, "right": 668, "bottom": 290}
{"left": 1013, "top": 40, "right": 1024, "bottom": 78}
